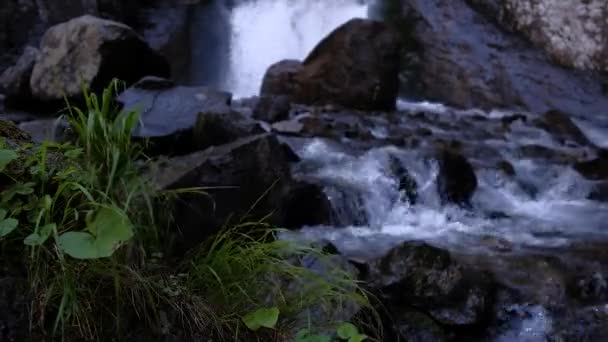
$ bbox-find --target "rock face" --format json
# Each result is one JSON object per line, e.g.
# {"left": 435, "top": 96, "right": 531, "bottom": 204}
{"left": 470, "top": 0, "right": 607, "bottom": 72}
{"left": 0, "top": 46, "right": 38, "bottom": 105}
{"left": 117, "top": 76, "right": 261, "bottom": 155}
{"left": 151, "top": 134, "right": 332, "bottom": 250}
{"left": 397, "top": 0, "right": 608, "bottom": 125}
{"left": 261, "top": 19, "right": 400, "bottom": 111}
{"left": 365, "top": 241, "right": 494, "bottom": 327}
{"left": 30, "top": 15, "right": 169, "bottom": 102}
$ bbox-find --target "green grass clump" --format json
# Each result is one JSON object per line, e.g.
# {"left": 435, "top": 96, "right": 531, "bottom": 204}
{"left": 0, "top": 80, "right": 379, "bottom": 341}
{"left": 187, "top": 224, "right": 381, "bottom": 340}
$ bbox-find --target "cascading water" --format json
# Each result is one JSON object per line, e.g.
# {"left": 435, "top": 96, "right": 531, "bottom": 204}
{"left": 182, "top": 1, "right": 608, "bottom": 339}
{"left": 221, "top": 0, "right": 368, "bottom": 97}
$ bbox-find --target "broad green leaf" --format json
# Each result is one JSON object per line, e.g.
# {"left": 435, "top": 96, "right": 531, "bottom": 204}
{"left": 0, "top": 149, "right": 18, "bottom": 172}
{"left": 0, "top": 218, "right": 18, "bottom": 237}
{"left": 337, "top": 323, "right": 366, "bottom": 341}
{"left": 2, "top": 182, "right": 35, "bottom": 204}
{"left": 0, "top": 209, "right": 7, "bottom": 220}
{"left": 242, "top": 307, "right": 279, "bottom": 331}
{"left": 58, "top": 207, "right": 133, "bottom": 259}
{"left": 24, "top": 223, "right": 56, "bottom": 246}
{"left": 57, "top": 232, "right": 98, "bottom": 259}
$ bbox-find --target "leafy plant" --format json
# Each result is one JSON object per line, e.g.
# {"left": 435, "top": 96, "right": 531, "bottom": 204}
{"left": 242, "top": 306, "right": 280, "bottom": 331}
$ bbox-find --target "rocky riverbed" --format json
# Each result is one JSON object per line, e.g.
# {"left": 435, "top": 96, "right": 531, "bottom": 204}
{"left": 1, "top": 0, "right": 608, "bottom": 341}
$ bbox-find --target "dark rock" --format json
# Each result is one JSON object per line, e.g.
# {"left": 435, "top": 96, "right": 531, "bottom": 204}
{"left": 436, "top": 149, "right": 477, "bottom": 205}
{"left": 139, "top": 2, "right": 191, "bottom": 81}
{"left": 570, "top": 271, "right": 608, "bottom": 303}
{"left": 150, "top": 134, "right": 332, "bottom": 250}
{"left": 534, "top": 110, "right": 591, "bottom": 147}
{"left": 365, "top": 241, "right": 494, "bottom": 327}
{"left": 116, "top": 76, "right": 234, "bottom": 155}
{"left": 518, "top": 145, "right": 577, "bottom": 164}
{"left": 550, "top": 306, "right": 608, "bottom": 341}
{"left": 30, "top": 15, "right": 170, "bottom": 103}
{"left": 260, "top": 59, "right": 303, "bottom": 96}
{"left": 574, "top": 157, "right": 608, "bottom": 181}
{"left": 496, "top": 160, "right": 516, "bottom": 177}
{"left": 260, "top": 19, "right": 400, "bottom": 111}
{"left": 393, "top": 309, "right": 448, "bottom": 342}
{"left": 292, "top": 18, "right": 400, "bottom": 111}
{"left": 253, "top": 95, "right": 291, "bottom": 123}
{"left": 389, "top": 155, "right": 418, "bottom": 204}
{"left": 194, "top": 109, "right": 264, "bottom": 151}
{"left": 589, "top": 182, "right": 608, "bottom": 202}
{"left": 0, "top": 46, "right": 38, "bottom": 106}
{"left": 17, "top": 118, "right": 69, "bottom": 143}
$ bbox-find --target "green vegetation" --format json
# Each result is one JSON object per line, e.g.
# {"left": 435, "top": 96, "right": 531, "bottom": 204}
{"left": 0, "top": 81, "right": 379, "bottom": 341}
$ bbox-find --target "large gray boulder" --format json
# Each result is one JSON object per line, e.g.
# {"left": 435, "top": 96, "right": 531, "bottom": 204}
{"left": 365, "top": 241, "right": 494, "bottom": 327}
{"left": 396, "top": 0, "right": 608, "bottom": 126}
{"left": 150, "top": 134, "right": 332, "bottom": 250}
{"left": 30, "top": 15, "right": 169, "bottom": 102}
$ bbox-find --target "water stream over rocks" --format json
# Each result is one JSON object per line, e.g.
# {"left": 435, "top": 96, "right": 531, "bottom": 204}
{"left": 2, "top": 0, "right": 608, "bottom": 340}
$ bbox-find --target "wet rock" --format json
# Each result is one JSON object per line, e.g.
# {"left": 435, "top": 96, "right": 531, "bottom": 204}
{"left": 292, "top": 18, "right": 400, "bottom": 110}
{"left": 0, "top": 46, "right": 38, "bottom": 106}
{"left": 392, "top": 308, "right": 448, "bottom": 342}
{"left": 30, "top": 15, "right": 170, "bottom": 103}
{"left": 570, "top": 271, "right": 608, "bottom": 304}
{"left": 589, "top": 182, "right": 608, "bottom": 202}
{"left": 365, "top": 241, "right": 494, "bottom": 327}
{"left": 389, "top": 155, "right": 418, "bottom": 204}
{"left": 193, "top": 109, "right": 264, "bottom": 151}
{"left": 253, "top": 95, "right": 291, "bottom": 123}
{"left": 517, "top": 145, "right": 577, "bottom": 164}
{"left": 150, "top": 134, "right": 332, "bottom": 250}
{"left": 116, "top": 76, "right": 233, "bottom": 155}
{"left": 17, "top": 118, "right": 69, "bottom": 143}
{"left": 574, "top": 157, "right": 608, "bottom": 181}
{"left": 533, "top": 110, "right": 591, "bottom": 147}
{"left": 261, "top": 19, "right": 400, "bottom": 111}
{"left": 397, "top": 0, "right": 608, "bottom": 121}
{"left": 550, "top": 306, "right": 608, "bottom": 341}
{"left": 260, "top": 59, "right": 303, "bottom": 96}
{"left": 496, "top": 160, "right": 516, "bottom": 177}
{"left": 436, "top": 149, "right": 478, "bottom": 205}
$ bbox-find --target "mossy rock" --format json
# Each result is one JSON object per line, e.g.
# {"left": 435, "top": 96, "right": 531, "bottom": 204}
{"left": 0, "top": 120, "right": 32, "bottom": 148}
